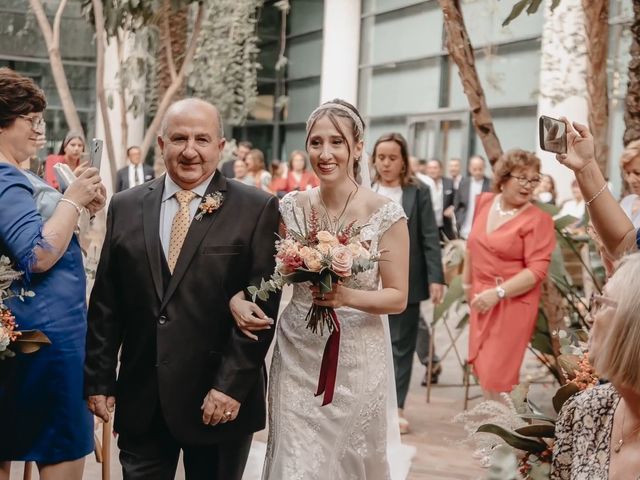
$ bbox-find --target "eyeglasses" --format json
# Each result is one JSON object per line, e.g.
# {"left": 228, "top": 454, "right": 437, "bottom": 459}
{"left": 586, "top": 294, "right": 618, "bottom": 326}
{"left": 19, "top": 115, "right": 46, "bottom": 132}
{"left": 509, "top": 174, "right": 541, "bottom": 188}
{"left": 624, "top": 170, "right": 640, "bottom": 180}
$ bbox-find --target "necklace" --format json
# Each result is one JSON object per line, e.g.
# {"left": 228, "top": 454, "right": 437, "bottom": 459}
{"left": 495, "top": 196, "right": 519, "bottom": 217}
{"left": 614, "top": 400, "right": 640, "bottom": 453}
{"left": 317, "top": 187, "right": 358, "bottom": 230}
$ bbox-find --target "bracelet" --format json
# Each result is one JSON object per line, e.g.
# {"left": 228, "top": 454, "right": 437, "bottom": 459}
{"left": 59, "top": 198, "right": 83, "bottom": 216}
{"left": 584, "top": 183, "right": 608, "bottom": 207}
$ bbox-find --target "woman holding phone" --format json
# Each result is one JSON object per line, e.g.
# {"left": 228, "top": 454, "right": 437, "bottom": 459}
{"left": 0, "top": 67, "right": 106, "bottom": 480}
{"left": 44, "top": 132, "right": 86, "bottom": 191}
{"left": 555, "top": 119, "right": 638, "bottom": 259}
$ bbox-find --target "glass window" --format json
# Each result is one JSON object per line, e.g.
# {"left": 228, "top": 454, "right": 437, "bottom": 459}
{"left": 289, "top": 0, "right": 323, "bottom": 35}
{"left": 287, "top": 32, "right": 323, "bottom": 79}
{"left": 285, "top": 78, "right": 321, "bottom": 123}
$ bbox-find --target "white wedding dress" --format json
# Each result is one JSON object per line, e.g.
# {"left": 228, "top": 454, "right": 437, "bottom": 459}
{"left": 259, "top": 191, "right": 414, "bottom": 480}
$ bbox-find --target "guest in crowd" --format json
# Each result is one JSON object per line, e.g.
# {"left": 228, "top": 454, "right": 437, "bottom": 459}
{"left": 619, "top": 139, "right": 640, "bottom": 228}
{"left": 0, "top": 67, "right": 106, "bottom": 480}
{"left": 44, "top": 131, "right": 85, "bottom": 190}
{"left": 418, "top": 158, "right": 429, "bottom": 176}
{"left": 268, "top": 159, "right": 288, "bottom": 197}
{"left": 552, "top": 253, "right": 640, "bottom": 479}
{"left": 221, "top": 140, "right": 252, "bottom": 178}
{"left": 115, "top": 145, "right": 155, "bottom": 192}
{"left": 463, "top": 149, "right": 555, "bottom": 400}
{"left": 454, "top": 155, "right": 491, "bottom": 240}
{"left": 426, "top": 159, "right": 456, "bottom": 240}
{"left": 557, "top": 179, "right": 585, "bottom": 228}
{"left": 448, "top": 158, "right": 463, "bottom": 190}
{"left": 371, "top": 132, "right": 445, "bottom": 434}
{"left": 245, "top": 148, "right": 272, "bottom": 192}
{"left": 285, "top": 150, "right": 318, "bottom": 193}
{"left": 232, "top": 158, "right": 254, "bottom": 187}
{"left": 534, "top": 174, "right": 557, "bottom": 205}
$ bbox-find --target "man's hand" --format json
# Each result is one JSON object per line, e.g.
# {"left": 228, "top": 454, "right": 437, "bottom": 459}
{"left": 429, "top": 283, "right": 445, "bottom": 305}
{"left": 201, "top": 389, "right": 240, "bottom": 426}
{"left": 88, "top": 395, "right": 115, "bottom": 423}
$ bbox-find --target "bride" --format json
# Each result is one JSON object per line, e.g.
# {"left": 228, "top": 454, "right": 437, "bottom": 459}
{"left": 236, "top": 99, "right": 411, "bottom": 479}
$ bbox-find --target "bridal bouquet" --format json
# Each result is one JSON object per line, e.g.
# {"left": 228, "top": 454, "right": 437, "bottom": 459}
{"left": 0, "top": 256, "right": 50, "bottom": 359}
{"left": 249, "top": 205, "right": 383, "bottom": 405}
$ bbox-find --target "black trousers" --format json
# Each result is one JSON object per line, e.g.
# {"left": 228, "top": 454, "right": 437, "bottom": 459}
{"left": 118, "top": 410, "right": 253, "bottom": 480}
{"left": 389, "top": 303, "right": 421, "bottom": 409}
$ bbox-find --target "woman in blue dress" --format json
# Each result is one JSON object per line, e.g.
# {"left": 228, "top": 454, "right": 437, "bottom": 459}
{"left": 0, "top": 68, "right": 106, "bottom": 479}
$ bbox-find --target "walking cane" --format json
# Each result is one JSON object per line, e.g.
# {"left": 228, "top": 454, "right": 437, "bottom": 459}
{"left": 102, "top": 416, "right": 111, "bottom": 480}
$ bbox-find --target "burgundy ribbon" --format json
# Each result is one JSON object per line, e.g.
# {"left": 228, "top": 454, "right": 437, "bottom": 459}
{"left": 315, "top": 308, "right": 341, "bottom": 406}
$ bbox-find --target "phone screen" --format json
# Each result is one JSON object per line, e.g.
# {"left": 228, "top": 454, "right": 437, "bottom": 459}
{"left": 90, "top": 138, "right": 104, "bottom": 170}
{"left": 539, "top": 116, "right": 567, "bottom": 154}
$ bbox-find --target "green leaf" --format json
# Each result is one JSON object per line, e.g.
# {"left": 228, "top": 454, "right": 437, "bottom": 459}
{"left": 526, "top": 0, "right": 544, "bottom": 14}
{"left": 534, "top": 201, "right": 560, "bottom": 216}
{"left": 519, "top": 413, "right": 557, "bottom": 423}
{"left": 257, "top": 291, "right": 268, "bottom": 302}
{"left": 515, "top": 423, "right": 555, "bottom": 438}
{"left": 555, "top": 215, "right": 579, "bottom": 231}
{"left": 434, "top": 275, "right": 465, "bottom": 322}
{"left": 502, "top": 0, "right": 532, "bottom": 26}
{"left": 319, "top": 270, "right": 333, "bottom": 294}
{"left": 550, "top": 0, "right": 561, "bottom": 11}
{"left": 530, "top": 329, "right": 554, "bottom": 355}
{"left": 455, "top": 313, "right": 469, "bottom": 330}
{"left": 477, "top": 424, "right": 548, "bottom": 453}
{"left": 247, "top": 286, "right": 258, "bottom": 295}
{"left": 552, "top": 382, "right": 580, "bottom": 414}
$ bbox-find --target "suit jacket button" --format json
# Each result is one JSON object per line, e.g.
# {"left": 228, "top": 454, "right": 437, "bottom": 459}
{"left": 158, "top": 315, "right": 167, "bottom": 325}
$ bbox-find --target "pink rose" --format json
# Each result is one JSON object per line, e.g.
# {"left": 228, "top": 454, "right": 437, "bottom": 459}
{"left": 331, "top": 245, "right": 353, "bottom": 277}
{"left": 300, "top": 246, "right": 323, "bottom": 272}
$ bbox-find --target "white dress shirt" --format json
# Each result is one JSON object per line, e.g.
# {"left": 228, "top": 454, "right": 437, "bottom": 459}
{"left": 460, "top": 177, "right": 485, "bottom": 239}
{"left": 373, "top": 184, "right": 403, "bottom": 206}
{"left": 128, "top": 164, "right": 145, "bottom": 188}
{"left": 430, "top": 179, "right": 444, "bottom": 227}
{"left": 159, "top": 172, "right": 216, "bottom": 260}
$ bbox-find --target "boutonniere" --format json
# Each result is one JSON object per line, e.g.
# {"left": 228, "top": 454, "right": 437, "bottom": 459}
{"left": 195, "top": 192, "right": 224, "bottom": 220}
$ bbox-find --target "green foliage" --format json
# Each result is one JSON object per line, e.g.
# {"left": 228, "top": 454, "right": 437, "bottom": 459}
{"left": 477, "top": 424, "right": 548, "bottom": 453}
{"left": 502, "top": 0, "right": 562, "bottom": 26}
{"left": 188, "top": 0, "right": 263, "bottom": 125}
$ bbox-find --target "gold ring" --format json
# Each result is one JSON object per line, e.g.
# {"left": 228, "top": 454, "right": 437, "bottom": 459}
{"left": 225, "top": 411, "right": 232, "bottom": 417}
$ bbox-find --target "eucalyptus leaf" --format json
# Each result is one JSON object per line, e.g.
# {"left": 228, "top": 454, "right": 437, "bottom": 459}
{"left": 502, "top": 0, "right": 532, "bottom": 26}
{"left": 552, "top": 382, "right": 580, "bottom": 414}
{"left": 477, "top": 424, "right": 548, "bottom": 453}
{"left": 515, "top": 423, "right": 555, "bottom": 438}
{"left": 14, "top": 330, "right": 51, "bottom": 354}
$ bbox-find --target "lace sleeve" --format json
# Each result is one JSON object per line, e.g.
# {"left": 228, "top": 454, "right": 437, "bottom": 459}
{"left": 371, "top": 201, "right": 407, "bottom": 238}
{"left": 279, "top": 191, "right": 300, "bottom": 237}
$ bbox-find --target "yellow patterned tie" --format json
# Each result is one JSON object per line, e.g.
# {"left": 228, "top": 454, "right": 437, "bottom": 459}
{"left": 167, "top": 190, "right": 197, "bottom": 273}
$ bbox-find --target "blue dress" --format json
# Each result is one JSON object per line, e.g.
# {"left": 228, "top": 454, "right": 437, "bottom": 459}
{"left": 0, "top": 163, "right": 93, "bottom": 463}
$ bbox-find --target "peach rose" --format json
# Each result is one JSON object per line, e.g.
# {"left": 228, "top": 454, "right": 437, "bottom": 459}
{"left": 331, "top": 245, "right": 353, "bottom": 277}
{"left": 348, "top": 242, "right": 369, "bottom": 259}
{"left": 300, "top": 246, "right": 323, "bottom": 272}
{"left": 317, "top": 230, "right": 339, "bottom": 245}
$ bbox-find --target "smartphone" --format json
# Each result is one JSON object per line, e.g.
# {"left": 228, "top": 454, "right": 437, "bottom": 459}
{"left": 89, "top": 138, "right": 104, "bottom": 171}
{"left": 539, "top": 115, "right": 567, "bottom": 154}
{"left": 53, "top": 163, "right": 76, "bottom": 192}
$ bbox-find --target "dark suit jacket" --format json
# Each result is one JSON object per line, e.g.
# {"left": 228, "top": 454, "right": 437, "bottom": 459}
{"left": 402, "top": 182, "right": 445, "bottom": 304}
{"left": 85, "top": 172, "right": 280, "bottom": 444}
{"left": 220, "top": 160, "right": 235, "bottom": 179}
{"left": 115, "top": 164, "right": 155, "bottom": 192}
{"left": 453, "top": 176, "right": 492, "bottom": 230}
{"left": 441, "top": 176, "right": 456, "bottom": 240}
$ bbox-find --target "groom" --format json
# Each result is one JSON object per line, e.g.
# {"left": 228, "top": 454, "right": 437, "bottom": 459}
{"left": 84, "top": 98, "right": 280, "bottom": 479}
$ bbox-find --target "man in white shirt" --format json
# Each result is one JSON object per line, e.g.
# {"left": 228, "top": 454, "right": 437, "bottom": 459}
{"left": 427, "top": 159, "right": 456, "bottom": 240}
{"left": 115, "top": 146, "right": 155, "bottom": 192}
{"left": 454, "top": 155, "right": 492, "bottom": 239}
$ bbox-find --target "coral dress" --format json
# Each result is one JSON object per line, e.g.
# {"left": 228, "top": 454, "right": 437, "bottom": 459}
{"left": 466, "top": 193, "right": 555, "bottom": 392}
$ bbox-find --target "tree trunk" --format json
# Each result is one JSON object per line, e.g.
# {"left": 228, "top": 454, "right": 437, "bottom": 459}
{"left": 582, "top": 0, "right": 609, "bottom": 174}
{"left": 152, "top": 1, "right": 190, "bottom": 174}
{"left": 140, "top": 2, "right": 205, "bottom": 163}
{"left": 92, "top": 0, "right": 118, "bottom": 190}
{"left": 438, "top": 0, "right": 503, "bottom": 165}
{"left": 116, "top": 32, "right": 129, "bottom": 167}
{"left": 624, "top": 0, "right": 640, "bottom": 145}
{"left": 29, "top": 0, "right": 84, "bottom": 135}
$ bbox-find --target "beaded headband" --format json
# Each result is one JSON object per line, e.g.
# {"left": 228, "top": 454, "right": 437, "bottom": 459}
{"left": 306, "top": 102, "right": 364, "bottom": 141}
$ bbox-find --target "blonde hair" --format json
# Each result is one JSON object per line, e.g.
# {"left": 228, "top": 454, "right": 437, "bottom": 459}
{"left": 493, "top": 149, "right": 541, "bottom": 193}
{"left": 620, "top": 139, "right": 640, "bottom": 168}
{"left": 593, "top": 253, "right": 640, "bottom": 393}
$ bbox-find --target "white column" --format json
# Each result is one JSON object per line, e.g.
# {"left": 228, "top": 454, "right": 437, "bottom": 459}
{"left": 319, "top": 0, "right": 361, "bottom": 105}
{"left": 94, "top": 32, "right": 145, "bottom": 196}
{"left": 536, "top": 0, "right": 588, "bottom": 203}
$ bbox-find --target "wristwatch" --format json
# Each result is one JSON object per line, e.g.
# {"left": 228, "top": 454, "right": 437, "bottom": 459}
{"left": 496, "top": 285, "right": 506, "bottom": 300}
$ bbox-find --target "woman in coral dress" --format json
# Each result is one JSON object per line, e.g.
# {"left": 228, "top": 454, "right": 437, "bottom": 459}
{"left": 462, "top": 149, "right": 555, "bottom": 399}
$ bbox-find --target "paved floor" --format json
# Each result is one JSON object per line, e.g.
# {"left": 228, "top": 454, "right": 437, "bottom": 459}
{"left": 11, "top": 298, "right": 552, "bottom": 479}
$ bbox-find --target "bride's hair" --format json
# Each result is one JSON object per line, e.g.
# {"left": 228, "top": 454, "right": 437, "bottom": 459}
{"left": 305, "top": 99, "right": 366, "bottom": 181}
